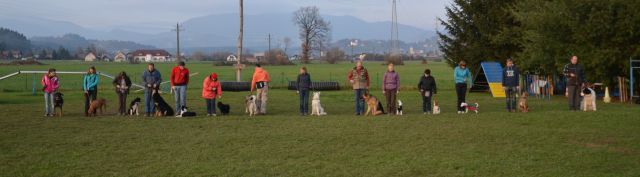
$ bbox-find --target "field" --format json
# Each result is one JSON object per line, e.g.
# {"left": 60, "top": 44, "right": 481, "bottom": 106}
{"left": 1, "top": 61, "right": 639, "bottom": 176}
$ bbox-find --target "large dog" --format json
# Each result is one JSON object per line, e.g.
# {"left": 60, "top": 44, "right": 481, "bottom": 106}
{"left": 54, "top": 92, "right": 64, "bottom": 117}
{"left": 217, "top": 102, "right": 230, "bottom": 115}
{"left": 128, "top": 97, "right": 141, "bottom": 116}
{"left": 152, "top": 88, "right": 174, "bottom": 117}
{"left": 245, "top": 95, "right": 258, "bottom": 116}
{"left": 311, "top": 92, "right": 327, "bottom": 116}
{"left": 87, "top": 98, "right": 107, "bottom": 116}
{"left": 518, "top": 92, "right": 529, "bottom": 113}
{"left": 581, "top": 87, "right": 597, "bottom": 111}
{"left": 363, "top": 93, "right": 384, "bottom": 116}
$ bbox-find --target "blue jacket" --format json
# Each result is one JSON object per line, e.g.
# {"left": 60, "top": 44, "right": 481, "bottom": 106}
{"left": 296, "top": 73, "right": 311, "bottom": 91}
{"left": 142, "top": 69, "right": 162, "bottom": 88}
{"left": 454, "top": 66, "right": 471, "bottom": 84}
{"left": 502, "top": 65, "right": 520, "bottom": 87}
{"left": 83, "top": 74, "right": 99, "bottom": 91}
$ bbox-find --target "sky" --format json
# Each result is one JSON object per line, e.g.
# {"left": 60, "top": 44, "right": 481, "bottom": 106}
{"left": 0, "top": 0, "right": 450, "bottom": 33}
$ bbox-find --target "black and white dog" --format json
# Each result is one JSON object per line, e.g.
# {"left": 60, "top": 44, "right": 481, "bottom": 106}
{"left": 217, "top": 102, "right": 230, "bottom": 115}
{"left": 152, "top": 88, "right": 174, "bottom": 117}
{"left": 128, "top": 97, "right": 141, "bottom": 116}
{"left": 178, "top": 106, "right": 196, "bottom": 117}
{"left": 396, "top": 100, "right": 403, "bottom": 115}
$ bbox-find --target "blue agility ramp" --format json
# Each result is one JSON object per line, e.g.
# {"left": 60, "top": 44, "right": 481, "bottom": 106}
{"left": 470, "top": 61, "right": 506, "bottom": 98}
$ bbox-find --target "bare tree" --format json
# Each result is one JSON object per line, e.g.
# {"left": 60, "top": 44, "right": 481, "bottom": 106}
{"left": 283, "top": 37, "right": 291, "bottom": 55}
{"left": 191, "top": 51, "right": 206, "bottom": 61}
{"left": 293, "top": 6, "right": 330, "bottom": 64}
{"left": 324, "top": 47, "right": 345, "bottom": 64}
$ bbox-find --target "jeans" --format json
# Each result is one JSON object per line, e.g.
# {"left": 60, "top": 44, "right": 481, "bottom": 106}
{"left": 117, "top": 92, "right": 128, "bottom": 115}
{"left": 173, "top": 85, "right": 187, "bottom": 113}
{"left": 384, "top": 89, "right": 397, "bottom": 115}
{"left": 299, "top": 90, "right": 309, "bottom": 114}
{"left": 256, "top": 84, "right": 269, "bottom": 114}
{"left": 354, "top": 89, "right": 366, "bottom": 115}
{"left": 205, "top": 99, "right": 216, "bottom": 114}
{"left": 505, "top": 87, "right": 518, "bottom": 111}
{"left": 567, "top": 85, "right": 581, "bottom": 110}
{"left": 84, "top": 90, "right": 97, "bottom": 115}
{"left": 144, "top": 89, "right": 155, "bottom": 115}
{"left": 455, "top": 83, "right": 467, "bottom": 111}
{"left": 44, "top": 92, "right": 54, "bottom": 115}
{"left": 421, "top": 91, "right": 432, "bottom": 113}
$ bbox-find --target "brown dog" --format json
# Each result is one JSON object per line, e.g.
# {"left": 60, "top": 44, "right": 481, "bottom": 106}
{"left": 363, "top": 93, "right": 384, "bottom": 116}
{"left": 518, "top": 92, "right": 529, "bottom": 113}
{"left": 87, "top": 98, "right": 107, "bottom": 116}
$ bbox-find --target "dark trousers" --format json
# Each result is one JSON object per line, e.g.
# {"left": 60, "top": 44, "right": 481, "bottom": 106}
{"left": 505, "top": 87, "right": 517, "bottom": 111}
{"left": 384, "top": 89, "right": 397, "bottom": 115}
{"left": 299, "top": 90, "right": 309, "bottom": 114}
{"left": 117, "top": 92, "right": 127, "bottom": 115}
{"left": 205, "top": 99, "right": 217, "bottom": 114}
{"left": 455, "top": 83, "right": 467, "bottom": 111}
{"left": 422, "top": 91, "right": 433, "bottom": 113}
{"left": 567, "top": 85, "right": 581, "bottom": 110}
{"left": 84, "top": 90, "right": 97, "bottom": 115}
{"left": 354, "top": 89, "right": 366, "bottom": 115}
{"left": 144, "top": 89, "right": 155, "bottom": 115}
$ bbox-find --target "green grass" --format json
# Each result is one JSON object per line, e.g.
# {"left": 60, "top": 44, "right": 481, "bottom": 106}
{"left": 1, "top": 61, "right": 639, "bottom": 176}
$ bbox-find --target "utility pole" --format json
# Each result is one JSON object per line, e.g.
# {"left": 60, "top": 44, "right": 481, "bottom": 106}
{"left": 172, "top": 23, "right": 184, "bottom": 62}
{"left": 236, "top": 0, "right": 244, "bottom": 81}
{"left": 267, "top": 33, "right": 271, "bottom": 61}
{"left": 390, "top": 0, "right": 400, "bottom": 57}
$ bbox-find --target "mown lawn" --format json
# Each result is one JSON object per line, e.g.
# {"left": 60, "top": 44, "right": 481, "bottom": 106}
{"left": 0, "top": 61, "right": 639, "bottom": 176}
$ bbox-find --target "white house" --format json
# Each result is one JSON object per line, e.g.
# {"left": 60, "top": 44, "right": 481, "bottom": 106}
{"left": 114, "top": 51, "right": 127, "bottom": 62}
{"left": 131, "top": 49, "right": 172, "bottom": 62}
{"left": 84, "top": 52, "right": 97, "bottom": 62}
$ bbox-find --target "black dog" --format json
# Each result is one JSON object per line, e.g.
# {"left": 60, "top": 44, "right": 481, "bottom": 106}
{"left": 128, "top": 97, "right": 141, "bottom": 116}
{"left": 178, "top": 106, "right": 197, "bottom": 117}
{"left": 54, "top": 92, "right": 64, "bottom": 117}
{"left": 377, "top": 101, "right": 386, "bottom": 114}
{"left": 217, "top": 102, "right": 230, "bottom": 115}
{"left": 152, "top": 89, "right": 174, "bottom": 117}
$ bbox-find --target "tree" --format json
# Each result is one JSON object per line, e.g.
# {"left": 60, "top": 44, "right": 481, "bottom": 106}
{"left": 0, "top": 28, "right": 31, "bottom": 53}
{"left": 283, "top": 37, "right": 292, "bottom": 55}
{"left": 264, "top": 49, "right": 291, "bottom": 65}
{"left": 57, "top": 46, "right": 72, "bottom": 60}
{"left": 293, "top": 6, "right": 331, "bottom": 64}
{"left": 324, "top": 47, "right": 345, "bottom": 64}
{"left": 191, "top": 51, "right": 207, "bottom": 61}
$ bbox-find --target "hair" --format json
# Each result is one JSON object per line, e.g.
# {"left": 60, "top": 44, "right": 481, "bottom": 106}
{"left": 459, "top": 61, "right": 466, "bottom": 66}
{"left": 178, "top": 61, "right": 185, "bottom": 66}
{"left": 424, "top": 69, "right": 431, "bottom": 75}
{"left": 148, "top": 63, "right": 155, "bottom": 66}
{"left": 48, "top": 68, "right": 56, "bottom": 73}
{"left": 256, "top": 64, "right": 261, "bottom": 67}
{"left": 301, "top": 66, "right": 307, "bottom": 72}
{"left": 506, "top": 58, "right": 513, "bottom": 62}
{"left": 88, "top": 66, "right": 96, "bottom": 74}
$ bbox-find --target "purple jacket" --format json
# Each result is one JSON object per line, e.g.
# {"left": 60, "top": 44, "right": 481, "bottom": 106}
{"left": 383, "top": 71, "right": 400, "bottom": 90}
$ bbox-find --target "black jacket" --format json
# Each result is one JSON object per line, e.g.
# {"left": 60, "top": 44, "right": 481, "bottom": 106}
{"left": 563, "top": 63, "right": 586, "bottom": 86}
{"left": 502, "top": 65, "right": 520, "bottom": 87}
{"left": 113, "top": 75, "right": 132, "bottom": 94}
{"left": 418, "top": 74, "right": 437, "bottom": 94}
{"left": 296, "top": 73, "right": 311, "bottom": 91}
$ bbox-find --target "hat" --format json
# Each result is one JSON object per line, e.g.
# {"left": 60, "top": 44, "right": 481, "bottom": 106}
{"left": 211, "top": 73, "right": 218, "bottom": 79}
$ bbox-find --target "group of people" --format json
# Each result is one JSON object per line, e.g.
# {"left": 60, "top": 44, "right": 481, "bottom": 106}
{"left": 40, "top": 56, "right": 587, "bottom": 117}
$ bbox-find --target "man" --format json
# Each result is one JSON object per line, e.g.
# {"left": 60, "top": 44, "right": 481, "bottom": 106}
{"left": 502, "top": 59, "right": 520, "bottom": 112}
{"left": 170, "top": 61, "right": 189, "bottom": 116}
{"left": 563, "top": 56, "right": 586, "bottom": 111}
{"left": 142, "top": 63, "right": 162, "bottom": 117}
{"left": 382, "top": 63, "right": 400, "bottom": 115}
{"left": 454, "top": 61, "right": 472, "bottom": 114}
{"left": 348, "top": 60, "right": 370, "bottom": 115}
{"left": 418, "top": 69, "right": 437, "bottom": 114}
{"left": 250, "top": 64, "right": 271, "bottom": 115}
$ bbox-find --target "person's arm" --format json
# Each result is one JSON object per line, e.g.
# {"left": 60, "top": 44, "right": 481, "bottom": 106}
{"left": 155, "top": 72, "right": 162, "bottom": 86}
{"left": 185, "top": 69, "right": 190, "bottom": 85}
{"left": 562, "top": 64, "right": 570, "bottom": 76}
{"left": 170, "top": 68, "right": 176, "bottom": 87}
{"left": 217, "top": 81, "right": 223, "bottom": 98}
{"left": 52, "top": 77, "right": 59, "bottom": 90}
{"left": 382, "top": 73, "right": 387, "bottom": 91}
{"left": 395, "top": 73, "right": 400, "bottom": 92}
{"left": 502, "top": 68, "right": 507, "bottom": 86}
{"left": 296, "top": 75, "right": 301, "bottom": 91}
{"left": 82, "top": 75, "right": 88, "bottom": 91}
{"left": 250, "top": 73, "right": 257, "bottom": 93}
{"left": 418, "top": 77, "right": 423, "bottom": 91}
{"left": 579, "top": 65, "right": 586, "bottom": 84}
{"left": 433, "top": 77, "right": 437, "bottom": 94}
{"left": 142, "top": 72, "right": 147, "bottom": 86}
{"left": 307, "top": 74, "right": 311, "bottom": 90}
{"left": 364, "top": 69, "right": 370, "bottom": 88}
{"left": 125, "top": 76, "right": 132, "bottom": 88}
{"left": 514, "top": 67, "right": 520, "bottom": 90}
{"left": 348, "top": 70, "right": 354, "bottom": 81}
{"left": 466, "top": 69, "right": 472, "bottom": 86}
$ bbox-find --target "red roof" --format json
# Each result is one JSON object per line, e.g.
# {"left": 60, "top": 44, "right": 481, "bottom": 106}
{"left": 130, "top": 49, "right": 171, "bottom": 57}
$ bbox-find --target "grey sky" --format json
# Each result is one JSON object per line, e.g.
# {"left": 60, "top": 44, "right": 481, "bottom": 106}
{"left": 0, "top": 0, "right": 450, "bottom": 32}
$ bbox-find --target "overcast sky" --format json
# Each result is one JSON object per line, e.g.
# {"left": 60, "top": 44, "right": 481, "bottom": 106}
{"left": 0, "top": 0, "right": 450, "bottom": 32}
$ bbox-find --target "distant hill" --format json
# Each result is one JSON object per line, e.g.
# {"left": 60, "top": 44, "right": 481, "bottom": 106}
{"left": 30, "top": 34, "right": 155, "bottom": 53}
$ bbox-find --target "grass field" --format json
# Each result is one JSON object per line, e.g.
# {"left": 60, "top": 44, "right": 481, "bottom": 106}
{"left": 1, "top": 61, "right": 639, "bottom": 176}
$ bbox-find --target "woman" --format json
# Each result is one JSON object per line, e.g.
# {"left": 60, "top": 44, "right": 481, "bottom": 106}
{"left": 296, "top": 67, "right": 311, "bottom": 116}
{"left": 454, "top": 61, "right": 471, "bottom": 114}
{"left": 418, "top": 69, "right": 437, "bottom": 114}
{"left": 41, "top": 68, "right": 59, "bottom": 117}
{"left": 202, "top": 73, "right": 222, "bottom": 116}
{"left": 83, "top": 66, "right": 99, "bottom": 116}
{"left": 382, "top": 63, "right": 400, "bottom": 115}
{"left": 113, "top": 71, "right": 132, "bottom": 116}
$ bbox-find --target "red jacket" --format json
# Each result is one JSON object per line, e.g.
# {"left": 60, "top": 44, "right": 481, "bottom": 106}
{"left": 202, "top": 74, "right": 222, "bottom": 99}
{"left": 170, "top": 66, "right": 189, "bottom": 86}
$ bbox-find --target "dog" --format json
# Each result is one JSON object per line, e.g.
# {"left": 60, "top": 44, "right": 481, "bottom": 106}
{"left": 311, "top": 92, "right": 327, "bottom": 116}
{"left": 362, "top": 93, "right": 384, "bottom": 116}
{"left": 460, "top": 102, "right": 479, "bottom": 114}
{"left": 217, "top": 102, "right": 230, "bottom": 115}
{"left": 178, "top": 106, "right": 197, "bottom": 117}
{"left": 396, "top": 100, "right": 403, "bottom": 115}
{"left": 432, "top": 100, "right": 441, "bottom": 115}
{"left": 87, "top": 98, "right": 107, "bottom": 116}
{"left": 245, "top": 95, "right": 258, "bottom": 116}
{"left": 128, "top": 97, "right": 141, "bottom": 116}
{"left": 518, "top": 92, "right": 529, "bottom": 113}
{"left": 53, "top": 92, "right": 64, "bottom": 117}
{"left": 581, "top": 87, "right": 597, "bottom": 111}
{"left": 152, "top": 88, "right": 174, "bottom": 117}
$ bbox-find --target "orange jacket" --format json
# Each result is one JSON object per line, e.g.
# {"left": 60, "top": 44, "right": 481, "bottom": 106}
{"left": 170, "top": 66, "right": 189, "bottom": 86}
{"left": 202, "top": 74, "right": 222, "bottom": 99}
{"left": 251, "top": 67, "right": 271, "bottom": 92}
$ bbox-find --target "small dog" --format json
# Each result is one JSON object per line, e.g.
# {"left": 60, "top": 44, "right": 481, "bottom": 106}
{"left": 129, "top": 97, "right": 141, "bottom": 116}
{"left": 152, "top": 89, "right": 174, "bottom": 117}
{"left": 396, "top": 100, "right": 403, "bottom": 115}
{"left": 518, "top": 92, "right": 529, "bottom": 113}
{"left": 217, "top": 102, "right": 230, "bottom": 115}
{"left": 178, "top": 106, "right": 197, "bottom": 117}
{"left": 311, "top": 92, "right": 327, "bottom": 116}
{"left": 87, "top": 98, "right": 107, "bottom": 116}
{"left": 432, "top": 100, "right": 440, "bottom": 115}
{"left": 581, "top": 87, "right": 597, "bottom": 111}
{"left": 245, "top": 95, "right": 258, "bottom": 116}
{"left": 54, "top": 92, "right": 64, "bottom": 117}
{"left": 461, "top": 102, "right": 479, "bottom": 114}
{"left": 363, "top": 93, "right": 384, "bottom": 116}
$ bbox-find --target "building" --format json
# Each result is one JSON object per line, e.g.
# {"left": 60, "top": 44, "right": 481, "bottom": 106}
{"left": 130, "top": 49, "right": 172, "bottom": 62}
{"left": 84, "top": 52, "right": 97, "bottom": 62}
{"left": 114, "top": 51, "right": 127, "bottom": 62}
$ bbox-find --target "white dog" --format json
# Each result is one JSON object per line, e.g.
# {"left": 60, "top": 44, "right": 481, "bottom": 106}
{"left": 432, "top": 100, "right": 441, "bottom": 115}
{"left": 245, "top": 95, "right": 258, "bottom": 116}
{"left": 581, "top": 87, "right": 597, "bottom": 111}
{"left": 311, "top": 92, "right": 327, "bottom": 116}
{"left": 396, "top": 100, "right": 403, "bottom": 115}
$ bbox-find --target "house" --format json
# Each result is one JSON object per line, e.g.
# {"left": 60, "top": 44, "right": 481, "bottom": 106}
{"left": 114, "top": 51, "right": 127, "bottom": 62}
{"left": 84, "top": 52, "right": 97, "bottom": 62}
{"left": 131, "top": 49, "right": 172, "bottom": 62}
{"left": 11, "top": 50, "right": 22, "bottom": 59}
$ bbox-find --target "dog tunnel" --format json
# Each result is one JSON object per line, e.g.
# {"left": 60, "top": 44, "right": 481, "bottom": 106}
{"left": 287, "top": 81, "right": 341, "bottom": 91}
{"left": 470, "top": 61, "right": 506, "bottom": 98}
{"left": 220, "top": 81, "right": 251, "bottom": 92}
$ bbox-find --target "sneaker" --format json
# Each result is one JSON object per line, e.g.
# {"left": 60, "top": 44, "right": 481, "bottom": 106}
{"left": 207, "top": 114, "right": 212, "bottom": 116}
{"left": 212, "top": 114, "right": 217, "bottom": 117}
{"left": 426, "top": 111, "right": 431, "bottom": 114}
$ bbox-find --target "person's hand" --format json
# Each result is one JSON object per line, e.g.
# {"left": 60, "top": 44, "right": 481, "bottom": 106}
{"left": 570, "top": 73, "right": 575, "bottom": 77}
{"left": 171, "top": 86, "right": 175, "bottom": 90}
{"left": 349, "top": 80, "right": 355, "bottom": 84}
{"left": 516, "top": 86, "right": 520, "bottom": 91}
{"left": 382, "top": 90, "right": 385, "bottom": 94}
{"left": 565, "top": 90, "right": 569, "bottom": 97}
{"left": 296, "top": 91, "right": 299, "bottom": 94}
{"left": 217, "top": 95, "right": 222, "bottom": 99}
{"left": 84, "top": 90, "right": 88, "bottom": 94}
{"left": 420, "top": 89, "right": 424, "bottom": 93}
{"left": 503, "top": 87, "right": 507, "bottom": 91}
{"left": 396, "top": 90, "right": 399, "bottom": 94}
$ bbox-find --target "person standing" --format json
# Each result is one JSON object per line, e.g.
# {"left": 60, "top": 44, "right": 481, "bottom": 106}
{"left": 563, "top": 56, "right": 586, "bottom": 111}
{"left": 250, "top": 64, "right": 271, "bottom": 115}
{"left": 142, "top": 63, "right": 162, "bottom": 117}
{"left": 418, "top": 69, "right": 437, "bottom": 114}
{"left": 296, "top": 67, "right": 311, "bottom": 116}
{"left": 382, "top": 63, "right": 400, "bottom": 115}
{"left": 83, "top": 66, "right": 99, "bottom": 117}
{"left": 454, "top": 61, "right": 472, "bottom": 114}
{"left": 170, "top": 61, "right": 190, "bottom": 116}
{"left": 348, "top": 60, "right": 370, "bottom": 115}
{"left": 502, "top": 59, "right": 520, "bottom": 112}
{"left": 41, "top": 68, "right": 59, "bottom": 117}
{"left": 113, "top": 71, "right": 132, "bottom": 116}
{"left": 202, "top": 73, "right": 222, "bottom": 116}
